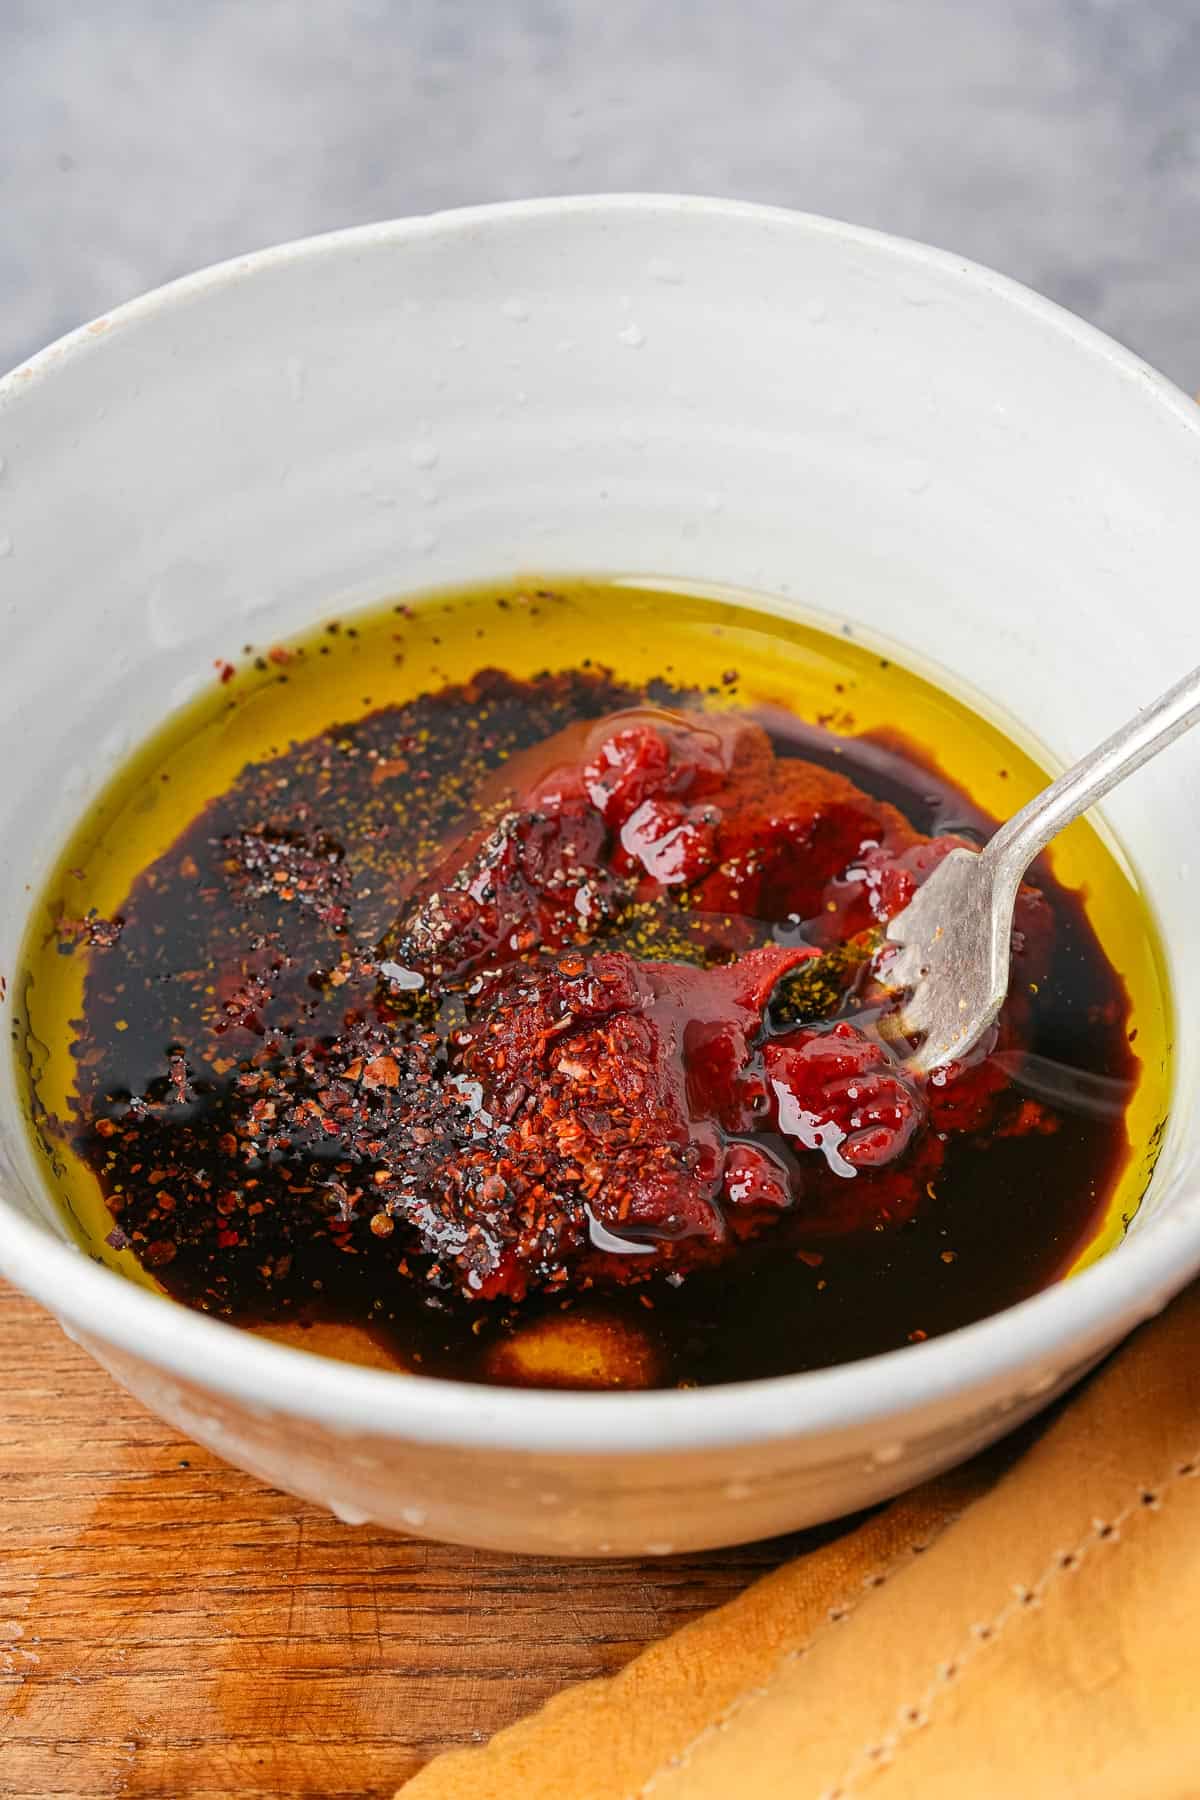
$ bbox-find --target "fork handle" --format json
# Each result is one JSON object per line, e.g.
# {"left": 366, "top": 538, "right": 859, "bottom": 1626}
{"left": 982, "top": 661, "right": 1200, "bottom": 892}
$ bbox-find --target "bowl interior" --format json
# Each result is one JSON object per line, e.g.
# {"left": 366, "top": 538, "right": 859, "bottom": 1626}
{"left": 1, "top": 196, "right": 1199, "bottom": 1382}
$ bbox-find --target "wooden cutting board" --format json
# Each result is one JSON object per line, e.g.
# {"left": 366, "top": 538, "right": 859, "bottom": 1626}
{"left": 0, "top": 1279, "right": 804, "bottom": 1799}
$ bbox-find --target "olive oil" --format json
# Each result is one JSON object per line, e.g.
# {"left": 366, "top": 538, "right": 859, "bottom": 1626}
{"left": 14, "top": 578, "right": 1172, "bottom": 1386}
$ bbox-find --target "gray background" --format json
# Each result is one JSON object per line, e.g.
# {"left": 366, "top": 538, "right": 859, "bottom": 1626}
{"left": 3, "top": 0, "right": 1198, "bottom": 388}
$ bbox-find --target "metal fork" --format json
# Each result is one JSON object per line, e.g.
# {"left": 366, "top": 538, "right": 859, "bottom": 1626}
{"left": 882, "top": 662, "right": 1200, "bottom": 1076}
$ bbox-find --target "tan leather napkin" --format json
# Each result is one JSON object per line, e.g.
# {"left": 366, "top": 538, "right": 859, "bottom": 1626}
{"left": 400, "top": 1280, "right": 1200, "bottom": 1799}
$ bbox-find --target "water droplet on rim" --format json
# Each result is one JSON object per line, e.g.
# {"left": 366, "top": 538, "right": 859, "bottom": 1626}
{"left": 618, "top": 323, "right": 646, "bottom": 349}
{"left": 502, "top": 297, "right": 530, "bottom": 323}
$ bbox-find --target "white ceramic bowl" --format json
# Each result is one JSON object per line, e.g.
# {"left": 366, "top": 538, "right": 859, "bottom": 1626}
{"left": 2, "top": 196, "right": 1199, "bottom": 1555}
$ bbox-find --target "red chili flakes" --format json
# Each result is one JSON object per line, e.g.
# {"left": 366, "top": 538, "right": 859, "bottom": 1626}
{"left": 222, "top": 824, "right": 351, "bottom": 931}
{"left": 370, "top": 757, "right": 410, "bottom": 786}
{"left": 58, "top": 912, "right": 124, "bottom": 950}
{"left": 362, "top": 1055, "right": 400, "bottom": 1090}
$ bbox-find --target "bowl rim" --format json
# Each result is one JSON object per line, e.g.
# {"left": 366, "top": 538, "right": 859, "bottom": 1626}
{"left": 2, "top": 191, "right": 1198, "bottom": 1455}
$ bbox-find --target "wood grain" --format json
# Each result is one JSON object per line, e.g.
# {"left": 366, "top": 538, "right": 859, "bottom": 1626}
{"left": 0, "top": 1279, "right": 803, "bottom": 1800}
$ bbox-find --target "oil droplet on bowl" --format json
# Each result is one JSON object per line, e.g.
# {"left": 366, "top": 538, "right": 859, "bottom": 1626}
{"left": 618, "top": 323, "right": 646, "bottom": 349}
{"left": 502, "top": 297, "right": 530, "bottom": 323}
{"left": 410, "top": 442, "right": 439, "bottom": 470}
